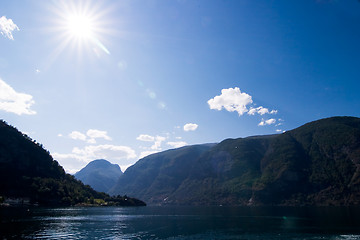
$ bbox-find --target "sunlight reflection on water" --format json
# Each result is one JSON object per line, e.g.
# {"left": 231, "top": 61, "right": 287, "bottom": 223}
{"left": 1, "top": 206, "right": 360, "bottom": 240}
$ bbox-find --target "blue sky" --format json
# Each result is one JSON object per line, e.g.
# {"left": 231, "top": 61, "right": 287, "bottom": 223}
{"left": 1, "top": 0, "right": 360, "bottom": 173}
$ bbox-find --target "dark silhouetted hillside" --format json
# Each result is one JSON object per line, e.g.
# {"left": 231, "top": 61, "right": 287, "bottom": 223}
{"left": 0, "top": 120, "right": 145, "bottom": 207}
{"left": 111, "top": 117, "right": 360, "bottom": 206}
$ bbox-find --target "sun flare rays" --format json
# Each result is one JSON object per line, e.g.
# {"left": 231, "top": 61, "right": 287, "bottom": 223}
{"left": 49, "top": 0, "right": 112, "bottom": 62}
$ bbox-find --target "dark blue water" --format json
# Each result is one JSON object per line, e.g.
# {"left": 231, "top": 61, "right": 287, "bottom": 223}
{"left": 1, "top": 206, "right": 360, "bottom": 239}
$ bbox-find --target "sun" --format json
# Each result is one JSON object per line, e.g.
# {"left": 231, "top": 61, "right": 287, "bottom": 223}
{"left": 65, "top": 14, "right": 95, "bottom": 40}
{"left": 49, "top": 0, "right": 111, "bottom": 58}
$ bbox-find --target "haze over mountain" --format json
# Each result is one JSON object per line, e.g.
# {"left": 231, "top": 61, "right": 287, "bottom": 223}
{"left": 75, "top": 159, "right": 123, "bottom": 193}
{"left": 110, "top": 117, "right": 360, "bottom": 206}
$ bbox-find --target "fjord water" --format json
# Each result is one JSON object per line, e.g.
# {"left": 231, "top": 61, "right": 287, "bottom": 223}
{"left": 1, "top": 206, "right": 360, "bottom": 240}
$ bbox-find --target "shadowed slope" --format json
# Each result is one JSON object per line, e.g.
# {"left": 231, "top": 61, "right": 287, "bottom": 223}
{"left": 75, "top": 159, "right": 123, "bottom": 193}
{"left": 111, "top": 117, "right": 360, "bottom": 206}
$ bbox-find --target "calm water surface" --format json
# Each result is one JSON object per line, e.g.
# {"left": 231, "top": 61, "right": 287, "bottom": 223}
{"left": 1, "top": 206, "right": 360, "bottom": 239}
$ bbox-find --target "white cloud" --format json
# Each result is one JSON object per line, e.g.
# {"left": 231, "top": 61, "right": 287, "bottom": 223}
{"left": 53, "top": 144, "right": 137, "bottom": 174}
{"left": 87, "top": 138, "right": 96, "bottom": 144}
{"left": 183, "top": 123, "right": 198, "bottom": 132}
{"left": 137, "top": 134, "right": 166, "bottom": 150}
{"left": 57, "top": 133, "right": 63, "bottom": 137}
{"left": 248, "top": 106, "right": 278, "bottom": 116}
{"left": 258, "top": 118, "right": 277, "bottom": 126}
{"left": 167, "top": 141, "right": 187, "bottom": 148}
{"left": 208, "top": 87, "right": 279, "bottom": 122}
{"left": 276, "top": 118, "right": 284, "bottom": 126}
{"left": 68, "top": 129, "right": 112, "bottom": 143}
{"left": 0, "top": 16, "right": 19, "bottom": 40}
{"left": 151, "top": 136, "right": 166, "bottom": 150}
{"left": 54, "top": 144, "right": 137, "bottom": 164}
{"left": 86, "top": 129, "right": 112, "bottom": 141}
{"left": 136, "top": 134, "right": 155, "bottom": 142}
{"left": 276, "top": 129, "right": 283, "bottom": 133}
{"left": 247, "top": 107, "right": 259, "bottom": 115}
{"left": 69, "top": 131, "right": 87, "bottom": 141}
{"left": 208, "top": 87, "right": 253, "bottom": 116}
{"left": 0, "top": 78, "right": 36, "bottom": 115}
{"left": 139, "top": 150, "right": 160, "bottom": 159}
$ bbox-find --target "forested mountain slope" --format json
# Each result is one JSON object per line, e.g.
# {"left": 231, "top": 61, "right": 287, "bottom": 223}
{"left": 111, "top": 117, "right": 360, "bottom": 206}
{"left": 0, "top": 120, "right": 145, "bottom": 206}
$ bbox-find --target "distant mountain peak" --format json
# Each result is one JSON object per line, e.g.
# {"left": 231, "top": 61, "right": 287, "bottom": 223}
{"left": 83, "top": 159, "right": 122, "bottom": 171}
{"left": 75, "top": 159, "right": 123, "bottom": 193}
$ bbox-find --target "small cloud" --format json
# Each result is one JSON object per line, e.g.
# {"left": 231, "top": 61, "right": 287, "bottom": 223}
{"left": 258, "top": 118, "right": 276, "bottom": 126}
{"left": 136, "top": 134, "right": 155, "bottom": 142}
{"left": 208, "top": 87, "right": 253, "bottom": 116}
{"left": 58, "top": 133, "right": 63, "bottom": 137}
{"left": 86, "top": 129, "right": 112, "bottom": 141}
{"left": 151, "top": 136, "right": 166, "bottom": 150}
{"left": 248, "top": 106, "right": 277, "bottom": 116}
{"left": 69, "top": 131, "right": 87, "bottom": 141}
{"left": 68, "top": 129, "right": 112, "bottom": 143}
{"left": 276, "top": 118, "right": 284, "bottom": 126}
{"left": 276, "top": 129, "right": 283, "bottom": 133}
{"left": 167, "top": 141, "right": 187, "bottom": 148}
{"left": 35, "top": 69, "right": 40, "bottom": 74}
{"left": 175, "top": 136, "right": 182, "bottom": 139}
{"left": 183, "top": 123, "right": 198, "bottom": 132}
{"left": 0, "top": 16, "right": 19, "bottom": 40}
{"left": 137, "top": 134, "right": 167, "bottom": 151}
{"left": 0, "top": 78, "right": 36, "bottom": 115}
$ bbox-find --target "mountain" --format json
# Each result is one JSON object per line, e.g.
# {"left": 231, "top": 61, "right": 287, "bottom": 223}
{"left": 0, "top": 120, "right": 145, "bottom": 207}
{"left": 75, "top": 159, "right": 123, "bottom": 193}
{"left": 109, "top": 143, "right": 215, "bottom": 203}
{"left": 110, "top": 116, "right": 360, "bottom": 206}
